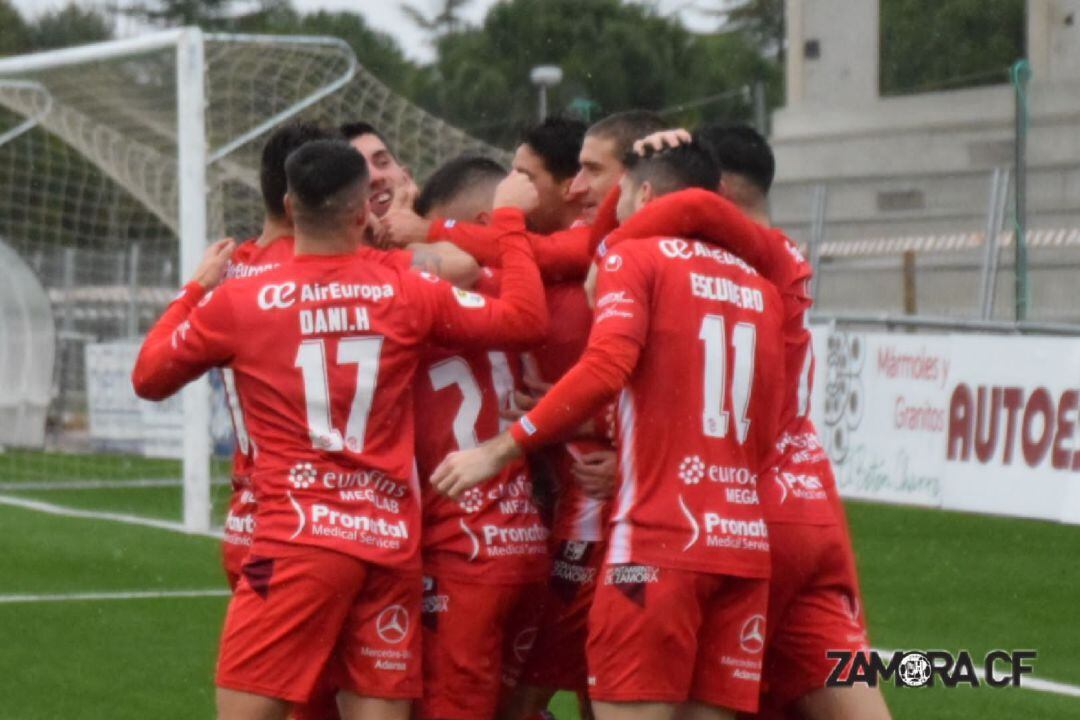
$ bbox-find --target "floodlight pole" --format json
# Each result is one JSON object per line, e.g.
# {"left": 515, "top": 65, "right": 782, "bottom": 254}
{"left": 530, "top": 65, "right": 563, "bottom": 122}
{"left": 176, "top": 27, "right": 211, "bottom": 533}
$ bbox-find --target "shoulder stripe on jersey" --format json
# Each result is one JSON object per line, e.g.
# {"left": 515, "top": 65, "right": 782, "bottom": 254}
{"left": 608, "top": 387, "right": 638, "bottom": 564}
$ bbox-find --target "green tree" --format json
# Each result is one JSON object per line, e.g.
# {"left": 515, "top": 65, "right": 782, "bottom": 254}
{"left": 122, "top": 0, "right": 236, "bottom": 27}
{"left": 421, "top": 0, "right": 777, "bottom": 146}
{"left": 27, "top": 5, "right": 112, "bottom": 51}
{"left": 880, "top": 0, "right": 1025, "bottom": 95}
{"left": 0, "top": 0, "right": 30, "bottom": 57}
{"left": 401, "top": 0, "right": 472, "bottom": 39}
{"left": 228, "top": 2, "right": 417, "bottom": 97}
{"left": 712, "top": 0, "right": 785, "bottom": 64}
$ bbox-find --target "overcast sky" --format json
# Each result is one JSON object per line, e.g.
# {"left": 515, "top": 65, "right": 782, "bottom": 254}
{"left": 12, "top": 0, "right": 719, "bottom": 62}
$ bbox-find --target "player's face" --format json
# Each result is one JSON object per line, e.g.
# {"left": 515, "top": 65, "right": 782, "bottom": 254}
{"left": 513, "top": 143, "right": 572, "bottom": 233}
{"left": 569, "top": 135, "right": 623, "bottom": 224}
{"left": 349, "top": 133, "right": 411, "bottom": 218}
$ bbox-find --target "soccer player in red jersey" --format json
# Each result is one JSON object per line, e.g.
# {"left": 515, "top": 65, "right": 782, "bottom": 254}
{"left": 132, "top": 140, "right": 548, "bottom": 720}
{"left": 510, "top": 117, "right": 587, "bottom": 234}
{"left": 220, "top": 122, "right": 337, "bottom": 590}
{"left": 600, "top": 126, "right": 890, "bottom": 720}
{"left": 432, "top": 143, "right": 787, "bottom": 720}
{"left": 379, "top": 111, "right": 664, "bottom": 284}
{"left": 220, "top": 123, "right": 481, "bottom": 594}
{"left": 408, "top": 156, "right": 552, "bottom": 720}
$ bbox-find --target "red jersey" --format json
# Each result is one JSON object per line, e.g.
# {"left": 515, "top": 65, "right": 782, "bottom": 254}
{"left": 132, "top": 234, "right": 547, "bottom": 569}
{"left": 219, "top": 237, "right": 414, "bottom": 555}
{"left": 524, "top": 282, "right": 612, "bottom": 542}
{"left": 415, "top": 346, "right": 549, "bottom": 582}
{"left": 432, "top": 209, "right": 614, "bottom": 541}
{"left": 600, "top": 189, "right": 834, "bottom": 525}
{"left": 428, "top": 208, "right": 592, "bottom": 282}
{"left": 513, "top": 237, "right": 785, "bottom": 578}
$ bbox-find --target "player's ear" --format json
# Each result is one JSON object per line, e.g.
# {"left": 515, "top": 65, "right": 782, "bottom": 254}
{"left": 558, "top": 175, "right": 576, "bottom": 201}
{"left": 637, "top": 180, "right": 655, "bottom": 208}
{"left": 283, "top": 193, "right": 294, "bottom": 220}
{"left": 474, "top": 209, "right": 491, "bottom": 226}
{"left": 717, "top": 175, "right": 732, "bottom": 200}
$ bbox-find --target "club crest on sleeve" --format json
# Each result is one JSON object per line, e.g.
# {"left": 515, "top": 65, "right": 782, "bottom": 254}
{"left": 603, "top": 253, "right": 623, "bottom": 272}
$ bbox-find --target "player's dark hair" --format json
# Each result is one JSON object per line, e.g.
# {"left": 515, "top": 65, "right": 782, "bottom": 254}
{"left": 522, "top": 116, "right": 586, "bottom": 181}
{"left": 339, "top": 121, "right": 400, "bottom": 161}
{"left": 285, "top": 139, "right": 369, "bottom": 231}
{"left": 587, "top": 110, "right": 666, "bottom": 159}
{"left": 260, "top": 122, "right": 338, "bottom": 219}
{"left": 622, "top": 141, "right": 720, "bottom": 197}
{"left": 415, "top": 155, "right": 507, "bottom": 217}
{"left": 695, "top": 124, "right": 775, "bottom": 195}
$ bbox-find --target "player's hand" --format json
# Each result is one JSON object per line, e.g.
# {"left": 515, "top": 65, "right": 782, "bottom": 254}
{"left": 381, "top": 183, "right": 428, "bottom": 247}
{"left": 191, "top": 237, "right": 236, "bottom": 290}
{"left": 365, "top": 212, "right": 388, "bottom": 248}
{"left": 522, "top": 374, "right": 552, "bottom": 397}
{"left": 633, "top": 128, "right": 692, "bottom": 156}
{"left": 432, "top": 433, "right": 521, "bottom": 499}
{"left": 499, "top": 389, "right": 538, "bottom": 421}
{"left": 493, "top": 171, "right": 539, "bottom": 214}
{"left": 572, "top": 450, "right": 617, "bottom": 500}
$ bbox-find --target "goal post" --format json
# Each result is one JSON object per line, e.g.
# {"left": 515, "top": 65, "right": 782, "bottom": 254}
{"left": 176, "top": 28, "right": 211, "bottom": 532}
{"left": 0, "top": 28, "right": 507, "bottom": 533}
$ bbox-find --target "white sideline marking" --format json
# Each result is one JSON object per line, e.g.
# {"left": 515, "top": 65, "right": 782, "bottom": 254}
{"left": 874, "top": 647, "right": 1080, "bottom": 698}
{"left": 0, "top": 477, "right": 230, "bottom": 491}
{"left": 0, "top": 589, "right": 230, "bottom": 604}
{"left": 0, "top": 478, "right": 181, "bottom": 491}
{"left": 0, "top": 494, "right": 221, "bottom": 539}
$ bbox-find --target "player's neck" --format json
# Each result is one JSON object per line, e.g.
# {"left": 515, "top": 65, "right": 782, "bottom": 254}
{"left": 744, "top": 202, "right": 772, "bottom": 228}
{"left": 256, "top": 216, "right": 293, "bottom": 247}
{"left": 555, "top": 201, "right": 583, "bottom": 231}
{"left": 294, "top": 232, "right": 359, "bottom": 256}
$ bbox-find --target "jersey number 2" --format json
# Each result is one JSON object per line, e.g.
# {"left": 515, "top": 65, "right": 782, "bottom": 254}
{"left": 698, "top": 315, "right": 756, "bottom": 443}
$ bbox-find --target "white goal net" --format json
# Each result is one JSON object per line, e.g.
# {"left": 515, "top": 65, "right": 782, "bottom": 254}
{"left": 0, "top": 28, "right": 507, "bottom": 531}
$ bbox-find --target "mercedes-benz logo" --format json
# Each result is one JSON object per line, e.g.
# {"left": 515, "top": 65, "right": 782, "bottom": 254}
{"left": 376, "top": 604, "right": 409, "bottom": 645}
{"left": 512, "top": 627, "right": 538, "bottom": 663}
{"left": 739, "top": 614, "right": 766, "bottom": 654}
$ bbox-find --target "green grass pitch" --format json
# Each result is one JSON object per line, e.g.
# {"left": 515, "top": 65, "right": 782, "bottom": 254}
{"left": 0, "top": 461, "right": 1077, "bottom": 718}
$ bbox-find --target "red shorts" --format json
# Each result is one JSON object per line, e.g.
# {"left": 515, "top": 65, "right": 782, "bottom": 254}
{"left": 521, "top": 539, "right": 604, "bottom": 692}
{"left": 419, "top": 574, "right": 543, "bottom": 720}
{"left": 221, "top": 485, "right": 256, "bottom": 587}
{"left": 498, "top": 580, "right": 548, "bottom": 694}
{"left": 222, "top": 543, "right": 245, "bottom": 591}
{"left": 586, "top": 564, "right": 768, "bottom": 713}
{"left": 216, "top": 543, "right": 421, "bottom": 704}
{"left": 754, "top": 521, "right": 869, "bottom": 713}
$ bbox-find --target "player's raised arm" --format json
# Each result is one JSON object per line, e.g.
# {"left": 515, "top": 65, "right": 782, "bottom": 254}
{"left": 416, "top": 172, "right": 549, "bottom": 349}
{"left": 131, "top": 238, "right": 237, "bottom": 400}
{"left": 601, "top": 127, "right": 791, "bottom": 285}
{"left": 406, "top": 240, "right": 481, "bottom": 287}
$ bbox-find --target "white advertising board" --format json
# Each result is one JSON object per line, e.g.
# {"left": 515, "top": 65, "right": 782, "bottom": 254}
{"left": 85, "top": 341, "right": 233, "bottom": 459}
{"left": 810, "top": 329, "right": 1080, "bottom": 525}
